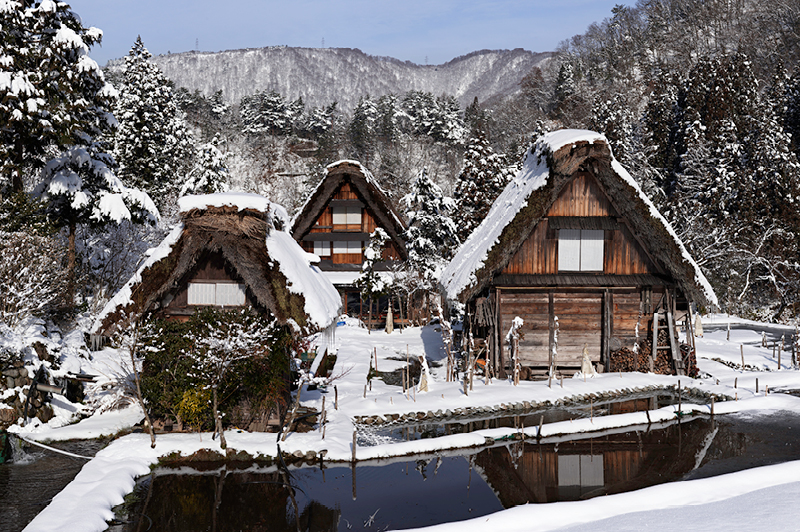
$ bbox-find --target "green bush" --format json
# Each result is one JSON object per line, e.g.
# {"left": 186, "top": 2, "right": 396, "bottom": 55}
{"left": 139, "top": 309, "right": 292, "bottom": 431}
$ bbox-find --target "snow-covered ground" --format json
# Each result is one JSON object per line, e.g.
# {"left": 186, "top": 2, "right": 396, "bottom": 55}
{"left": 11, "top": 314, "right": 800, "bottom": 532}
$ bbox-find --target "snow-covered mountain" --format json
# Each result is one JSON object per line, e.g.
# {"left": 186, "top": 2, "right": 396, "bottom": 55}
{"left": 119, "top": 46, "right": 552, "bottom": 112}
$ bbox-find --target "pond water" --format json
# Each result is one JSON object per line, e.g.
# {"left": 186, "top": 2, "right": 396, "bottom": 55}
{"left": 115, "top": 411, "right": 800, "bottom": 532}
{"left": 357, "top": 391, "right": 703, "bottom": 446}
{"left": 0, "top": 438, "right": 105, "bottom": 532}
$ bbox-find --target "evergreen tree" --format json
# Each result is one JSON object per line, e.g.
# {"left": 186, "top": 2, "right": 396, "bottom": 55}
{"left": 348, "top": 95, "right": 378, "bottom": 162}
{"left": 402, "top": 167, "right": 460, "bottom": 287}
{"left": 34, "top": 140, "right": 159, "bottom": 293}
{"left": 112, "top": 37, "right": 194, "bottom": 210}
{"left": 0, "top": 0, "right": 117, "bottom": 193}
{"left": 181, "top": 136, "right": 230, "bottom": 196}
{"left": 590, "top": 94, "right": 635, "bottom": 163}
{"left": 240, "top": 90, "right": 291, "bottom": 136}
{"left": 354, "top": 228, "right": 391, "bottom": 329}
{"left": 453, "top": 134, "right": 514, "bottom": 241}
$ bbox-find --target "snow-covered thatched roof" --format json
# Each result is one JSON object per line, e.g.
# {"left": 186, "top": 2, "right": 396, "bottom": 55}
{"left": 291, "top": 160, "right": 408, "bottom": 258}
{"left": 440, "top": 130, "right": 717, "bottom": 308}
{"left": 92, "top": 193, "right": 341, "bottom": 336}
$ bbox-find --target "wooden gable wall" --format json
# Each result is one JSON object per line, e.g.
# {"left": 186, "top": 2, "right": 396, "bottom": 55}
{"left": 301, "top": 181, "right": 402, "bottom": 265}
{"left": 501, "top": 172, "right": 656, "bottom": 276}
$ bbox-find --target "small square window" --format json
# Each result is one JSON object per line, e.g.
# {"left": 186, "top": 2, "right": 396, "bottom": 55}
{"left": 558, "top": 229, "right": 604, "bottom": 272}
{"left": 314, "top": 241, "right": 331, "bottom": 257}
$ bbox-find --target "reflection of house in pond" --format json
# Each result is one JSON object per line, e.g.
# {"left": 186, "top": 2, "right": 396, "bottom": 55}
{"left": 127, "top": 468, "right": 340, "bottom": 532}
{"left": 475, "top": 418, "right": 718, "bottom": 506}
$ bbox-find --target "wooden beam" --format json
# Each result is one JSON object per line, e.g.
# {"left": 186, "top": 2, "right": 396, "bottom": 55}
{"left": 548, "top": 290, "right": 555, "bottom": 375}
{"left": 603, "top": 289, "right": 612, "bottom": 372}
{"left": 650, "top": 311, "right": 658, "bottom": 373}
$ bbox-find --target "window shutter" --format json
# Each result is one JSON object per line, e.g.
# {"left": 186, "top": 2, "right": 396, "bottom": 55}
{"left": 558, "top": 229, "right": 581, "bottom": 271}
{"left": 188, "top": 283, "right": 216, "bottom": 305}
{"left": 580, "top": 230, "right": 604, "bottom": 271}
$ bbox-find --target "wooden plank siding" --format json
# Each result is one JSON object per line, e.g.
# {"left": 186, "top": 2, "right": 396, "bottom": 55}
{"left": 500, "top": 173, "right": 656, "bottom": 277}
{"left": 502, "top": 221, "right": 556, "bottom": 275}
{"left": 499, "top": 291, "right": 550, "bottom": 368}
{"left": 299, "top": 181, "right": 407, "bottom": 269}
{"left": 553, "top": 291, "right": 602, "bottom": 366}
{"left": 547, "top": 172, "right": 614, "bottom": 217}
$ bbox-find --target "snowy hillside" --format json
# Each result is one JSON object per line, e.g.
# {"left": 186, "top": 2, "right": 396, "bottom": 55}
{"left": 106, "top": 47, "right": 552, "bottom": 111}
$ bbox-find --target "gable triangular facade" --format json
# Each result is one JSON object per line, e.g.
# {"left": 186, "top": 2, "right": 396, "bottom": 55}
{"left": 291, "top": 160, "right": 407, "bottom": 289}
{"left": 92, "top": 193, "right": 341, "bottom": 338}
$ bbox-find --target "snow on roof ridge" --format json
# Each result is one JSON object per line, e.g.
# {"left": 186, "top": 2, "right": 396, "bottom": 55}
{"left": 178, "top": 192, "right": 290, "bottom": 230}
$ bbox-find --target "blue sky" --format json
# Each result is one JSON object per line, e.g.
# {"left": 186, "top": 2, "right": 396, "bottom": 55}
{"left": 68, "top": 0, "right": 629, "bottom": 66}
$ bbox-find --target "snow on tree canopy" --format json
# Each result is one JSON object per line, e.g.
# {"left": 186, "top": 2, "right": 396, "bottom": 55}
{"left": 440, "top": 129, "right": 718, "bottom": 308}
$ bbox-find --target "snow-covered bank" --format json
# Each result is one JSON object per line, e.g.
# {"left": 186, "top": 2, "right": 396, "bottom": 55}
{"left": 17, "top": 317, "right": 800, "bottom": 532}
{"left": 404, "top": 459, "right": 800, "bottom": 532}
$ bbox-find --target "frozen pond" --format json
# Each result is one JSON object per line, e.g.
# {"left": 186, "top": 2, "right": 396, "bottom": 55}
{"left": 112, "top": 410, "right": 800, "bottom": 531}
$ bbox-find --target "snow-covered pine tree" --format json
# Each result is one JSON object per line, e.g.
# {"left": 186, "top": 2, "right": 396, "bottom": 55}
{"left": 181, "top": 136, "right": 230, "bottom": 196}
{"left": 402, "top": 167, "right": 459, "bottom": 287}
{"left": 453, "top": 134, "right": 514, "bottom": 241}
{"left": 0, "top": 0, "right": 116, "bottom": 193}
{"left": 590, "top": 94, "right": 635, "bottom": 163}
{"left": 348, "top": 95, "right": 378, "bottom": 162}
{"left": 240, "top": 90, "right": 291, "bottom": 136}
{"left": 112, "top": 36, "right": 194, "bottom": 210}
{"left": 34, "top": 141, "right": 159, "bottom": 294}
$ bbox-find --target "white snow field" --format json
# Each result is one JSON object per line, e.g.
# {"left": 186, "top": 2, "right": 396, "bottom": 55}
{"left": 12, "top": 314, "right": 800, "bottom": 532}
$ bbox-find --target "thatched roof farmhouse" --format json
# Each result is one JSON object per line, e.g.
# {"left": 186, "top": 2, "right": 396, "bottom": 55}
{"left": 92, "top": 193, "right": 341, "bottom": 338}
{"left": 441, "top": 130, "right": 716, "bottom": 378}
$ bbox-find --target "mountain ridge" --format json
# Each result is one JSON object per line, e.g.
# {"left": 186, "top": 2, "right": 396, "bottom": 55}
{"left": 111, "top": 46, "right": 552, "bottom": 112}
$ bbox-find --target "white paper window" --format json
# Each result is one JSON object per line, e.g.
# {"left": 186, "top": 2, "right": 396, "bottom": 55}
{"left": 314, "top": 241, "right": 331, "bottom": 257}
{"left": 188, "top": 283, "right": 216, "bottom": 305}
{"left": 332, "top": 206, "right": 361, "bottom": 225}
{"left": 558, "top": 229, "right": 604, "bottom": 272}
{"left": 558, "top": 229, "right": 582, "bottom": 271}
{"left": 215, "top": 283, "right": 246, "bottom": 306}
{"left": 558, "top": 454, "right": 604, "bottom": 488}
{"left": 187, "top": 282, "right": 245, "bottom": 306}
{"left": 332, "top": 207, "right": 346, "bottom": 225}
{"left": 580, "top": 230, "right": 604, "bottom": 271}
{"left": 333, "top": 241, "right": 361, "bottom": 254}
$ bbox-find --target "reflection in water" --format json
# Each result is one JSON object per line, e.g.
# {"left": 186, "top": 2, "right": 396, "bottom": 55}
{"left": 0, "top": 438, "right": 103, "bottom": 532}
{"left": 117, "top": 455, "right": 503, "bottom": 532}
{"left": 117, "top": 415, "right": 778, "bottom": 532}
{"left": 359, "top": 393, "right": 703, "bottom": 446}
{"left": 475, "top": 419, "right": 716, "bottom": 506}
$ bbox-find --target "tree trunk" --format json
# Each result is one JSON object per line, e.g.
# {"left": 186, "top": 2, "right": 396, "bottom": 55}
{"left": 130, "top": 334, "right": 156, "bottom": 448}
{"left": 11, "top": 137, "right": 24, "bottom": 193}
{"left": 213, "top": 385, "right": 226, "bottom": 449}
{"left": 367, "top": 298, "right": 372, "bottom": 334}
{"left": 67, "top": 221, "right": 77, "bottom": 304}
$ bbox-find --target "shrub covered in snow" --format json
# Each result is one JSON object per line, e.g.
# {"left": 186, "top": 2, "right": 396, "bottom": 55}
{"left": 138, "top": 308, "right": 292, "bottom": 439}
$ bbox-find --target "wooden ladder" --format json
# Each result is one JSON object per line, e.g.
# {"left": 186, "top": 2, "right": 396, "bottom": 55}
{"left": 650, "top": 290, "right": 685, "bottom": 376}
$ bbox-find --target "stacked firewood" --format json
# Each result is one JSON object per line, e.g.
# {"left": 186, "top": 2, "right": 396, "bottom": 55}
{"left": 610, "top": 330, "right": 673, "bottom": 374}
